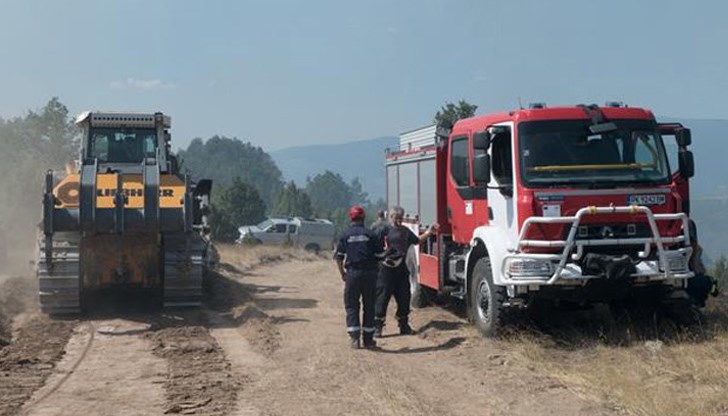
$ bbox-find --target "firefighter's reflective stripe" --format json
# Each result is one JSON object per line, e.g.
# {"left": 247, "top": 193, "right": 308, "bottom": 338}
{"left": 347, "top": 326, "right": 361, "bottom": 332}
{"left": 347, "top": 234, "right": 370, "bottom": 243}
{"left": 362, "top": 327, "right": 376, "bottom": 333}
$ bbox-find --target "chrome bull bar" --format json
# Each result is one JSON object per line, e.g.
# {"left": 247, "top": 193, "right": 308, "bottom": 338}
{"left": 501, "top": 205, "right": 693, "bottom": 285}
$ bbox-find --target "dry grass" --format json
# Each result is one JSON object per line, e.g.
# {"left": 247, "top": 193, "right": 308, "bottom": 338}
{"left": 212, "top": 243, "right": 728, "bottom": 415}
{"left": 214, "top": 243, "right": 320, "bottom": 272}
{"left": 504, "top": 298, "right": 728, "bottom": 416}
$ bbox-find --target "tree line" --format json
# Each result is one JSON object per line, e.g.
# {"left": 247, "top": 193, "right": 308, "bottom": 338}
{"left": 0, "top": 98, "right": 78, "bottom": 243}
{"left": 3, "top": 97, "right": 728, "bottom": 282}
{"left": 0, "top": 98, "right": 384, "bottom": 244}
{"left": 0, "top": 98, "right": 487, "bottom": 246}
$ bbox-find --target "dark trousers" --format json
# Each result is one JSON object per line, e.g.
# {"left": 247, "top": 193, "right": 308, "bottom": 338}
{"left": 375, "top": 263, "right": 411, "bottom": 323}
{"left": 344, "top": 268, "right": 377, "bottom": 336}
{"left": 687, "top": 273, "right": 713, "bottom": 307}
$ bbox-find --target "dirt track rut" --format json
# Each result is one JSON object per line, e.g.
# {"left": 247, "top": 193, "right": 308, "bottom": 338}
{"left": 23, "top": 320, "right": 167, "bottom": 416}
{"left": 1, "top": 255, "right": 618, "bottom": 415}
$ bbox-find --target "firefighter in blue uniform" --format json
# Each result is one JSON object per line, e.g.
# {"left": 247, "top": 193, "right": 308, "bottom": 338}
{"left": 334, "top": 205, "right": 385, "bottom": 349}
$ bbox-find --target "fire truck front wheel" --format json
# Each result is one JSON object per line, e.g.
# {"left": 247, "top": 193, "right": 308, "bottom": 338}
{"left": 469, "top": 257, "right": 506, "bottom": 338}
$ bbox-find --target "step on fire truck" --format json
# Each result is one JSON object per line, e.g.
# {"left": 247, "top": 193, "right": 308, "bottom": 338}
{"left": 386, "top": 103, "right": 696, "bottom": 337}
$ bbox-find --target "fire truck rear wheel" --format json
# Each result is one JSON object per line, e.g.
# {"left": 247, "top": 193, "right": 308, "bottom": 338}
{"left": 469, "top": 257, "right": 506, "bottom": 338}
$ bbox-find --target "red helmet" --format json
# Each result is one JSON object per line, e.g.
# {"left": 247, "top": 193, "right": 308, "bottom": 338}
{"left": 349, "top": 205, "right": 365, "bottom": 221}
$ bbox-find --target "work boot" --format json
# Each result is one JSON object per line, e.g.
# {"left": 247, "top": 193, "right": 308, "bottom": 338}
{"left": 362, "top": 332, "right": 377, "bottom": 349}
{"left": 348, "top": 332, "right": 360, "bottom": 349}
{"left": 374, "top": 320, "right": 384, "bottom": 338}
{"left": 398, "top": 318, "right": 414, "bottom": 335}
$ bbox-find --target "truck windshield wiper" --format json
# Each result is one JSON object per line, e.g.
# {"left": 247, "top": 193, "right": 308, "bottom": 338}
{"left": 555, "top": 180, "right": 617, "bottom": 189}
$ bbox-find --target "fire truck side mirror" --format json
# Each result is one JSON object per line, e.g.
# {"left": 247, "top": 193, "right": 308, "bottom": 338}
{"left": 676, "top": 128, "right": 692, "bottom": 147}
{"left": 678, "top": 150, "right": 694, "bottom": 178}
{"left": 473, "top": 131, "right": 491, "bottom": 150}
{"left": 472, "top": 154, "right": 491, "bottom": 184}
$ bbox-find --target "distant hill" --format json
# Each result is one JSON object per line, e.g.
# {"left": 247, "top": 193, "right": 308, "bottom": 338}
{"left": 270, "top": 136, "right": 397, "bottom": 201}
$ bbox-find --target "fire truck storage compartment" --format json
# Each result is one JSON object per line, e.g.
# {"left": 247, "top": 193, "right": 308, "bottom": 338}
{"left": 386, "top": 124, "right": 438, "bottom": 227}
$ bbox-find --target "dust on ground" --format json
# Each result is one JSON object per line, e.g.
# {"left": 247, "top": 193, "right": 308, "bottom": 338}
{"left": 1, "top": 244, "right": 727, "bottom": 416}
{"left": 0, "top": 277, "right": 36, "bottom": 346}
{"left": 0, "top": 276, "right": 76, "bottom": 416}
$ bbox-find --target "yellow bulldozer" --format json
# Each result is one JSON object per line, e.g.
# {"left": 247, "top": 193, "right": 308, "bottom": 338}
{"left": 38, "top": 112, "right": 212, "bottom": 314}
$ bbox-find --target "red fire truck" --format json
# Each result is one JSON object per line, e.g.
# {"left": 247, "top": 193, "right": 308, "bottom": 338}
{"left": 386, "top": 103, "right": 695, "bottom": 337}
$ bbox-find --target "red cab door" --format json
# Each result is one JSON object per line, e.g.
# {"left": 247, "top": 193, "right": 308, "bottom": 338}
{"left": 446, "top": 134, "right": 479, "bottom": 244}
{"left": 659, "top": 123, "right": 690, "bottom": 214}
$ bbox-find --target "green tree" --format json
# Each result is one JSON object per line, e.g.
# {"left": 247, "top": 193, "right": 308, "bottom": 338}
{"left": 366, "top": 197, "right": 387, "bottom": 214}
{"left": 178, "top": 136, "right": 283, "bottom": 206}
{"left": 210, "top": 178, "right": 266, "bottom": 242}
{"left": 305, "top": 171, "right": 353, "bottom": 214}
{"left": 0, "top": 98, "right": 79, "bottom": 242}
{"left": 271, "top": 181, "right": 313, "bottom": 218}
{"left": 25, "top": 97, "right": 79, "bottom": 163}
{"left": 349, "top": 177, "right": 369, "bottom": 206}
{"left": 433, "top": 100, "right": 478, "bottom": 127}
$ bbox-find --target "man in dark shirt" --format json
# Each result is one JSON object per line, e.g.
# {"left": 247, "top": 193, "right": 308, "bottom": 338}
{"left": 374, "top": 206, "right": 437, "bottom": 336}
{"left": 334, "top": 205, "right": 385, "bottom": 349}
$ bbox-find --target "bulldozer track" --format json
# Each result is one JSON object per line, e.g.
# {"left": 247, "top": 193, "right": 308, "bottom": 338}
{"left": 163, "top": 233, "right": 206, "bottom": 308}
{"left": 38, "top": 234, "right": 82, "bottom": 315}
{"left": 19, "top": 322, "right": 96, "bottom": 415}
{"left": 37, "top": 232, "right": 211, "bottom": 313}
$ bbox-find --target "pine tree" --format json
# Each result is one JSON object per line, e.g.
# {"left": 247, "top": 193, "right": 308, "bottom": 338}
{"left": 434, "top": 100, "right": 478, "bottom": 127}
{"left": 210, "top": 178, "right": 267, "bottom": 242}
{"left": 271, "top": 181, "right": 313, "bottom": 218}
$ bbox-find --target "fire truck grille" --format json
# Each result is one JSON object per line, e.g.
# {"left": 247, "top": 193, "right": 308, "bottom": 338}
{"left": 563, "top": 223, "right": 654, "bottom": 260}
{"left": 567, "top": 223, "right": 652, "bottom": 241}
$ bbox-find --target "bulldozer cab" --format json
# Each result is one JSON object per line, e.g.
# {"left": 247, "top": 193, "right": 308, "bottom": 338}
{"left": 89, "top": 128, "right": 157, "bottom": 163}
{"left": 75, "top": 112, "right": 172, "bottom": 173}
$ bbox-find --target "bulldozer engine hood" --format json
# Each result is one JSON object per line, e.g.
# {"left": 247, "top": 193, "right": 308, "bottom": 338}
{"left": 52, "top": 173, "right": 185, "bottom": 209}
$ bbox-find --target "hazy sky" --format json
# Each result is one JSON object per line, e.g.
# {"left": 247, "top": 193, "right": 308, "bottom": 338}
{"left": 0, "top": 0, "right": 725, "bottom": 150}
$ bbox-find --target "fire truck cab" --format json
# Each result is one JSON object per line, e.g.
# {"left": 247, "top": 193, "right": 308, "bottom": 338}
{"left": 386, "top": 103, "right": 696, "bottom": 337}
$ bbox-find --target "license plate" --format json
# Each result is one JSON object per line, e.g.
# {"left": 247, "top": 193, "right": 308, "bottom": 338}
{"left": 627, "top": 194, "right": 666, "bottom": 206}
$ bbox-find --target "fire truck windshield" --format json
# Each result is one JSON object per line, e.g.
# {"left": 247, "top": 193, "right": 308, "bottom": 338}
{"left": 518, "top": 119, "right": 671, "bottom": 188}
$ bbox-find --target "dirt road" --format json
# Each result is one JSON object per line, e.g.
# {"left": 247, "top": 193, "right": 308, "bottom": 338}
{"left": 2, "top": 247, "right": 727, "bottom": 415}
{"left": 215, "top": 258, "right": 611, "bottom": 416}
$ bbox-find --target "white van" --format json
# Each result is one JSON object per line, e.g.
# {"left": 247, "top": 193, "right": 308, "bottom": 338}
{"left": 237, "top": 217, "right": 334, "bottom": 253}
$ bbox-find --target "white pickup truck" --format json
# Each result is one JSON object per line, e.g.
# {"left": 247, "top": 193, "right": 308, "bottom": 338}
{"left": 237, "top": 217, "right": 334, "bottom": 253}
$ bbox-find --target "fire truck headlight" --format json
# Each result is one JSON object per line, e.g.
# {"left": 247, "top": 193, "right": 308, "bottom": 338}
{"left": 506, "top": 259, "right": 553, "bottom": 278}
{"left": 663, "top": 253, "right": 689, "bottom": 273}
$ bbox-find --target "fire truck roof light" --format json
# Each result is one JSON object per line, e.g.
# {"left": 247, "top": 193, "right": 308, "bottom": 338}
{"left": 528, "top": 102, "right": 546, "bottom": 109}
{"left": 605, "top": 101, "right": 625, "bottom": 108}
